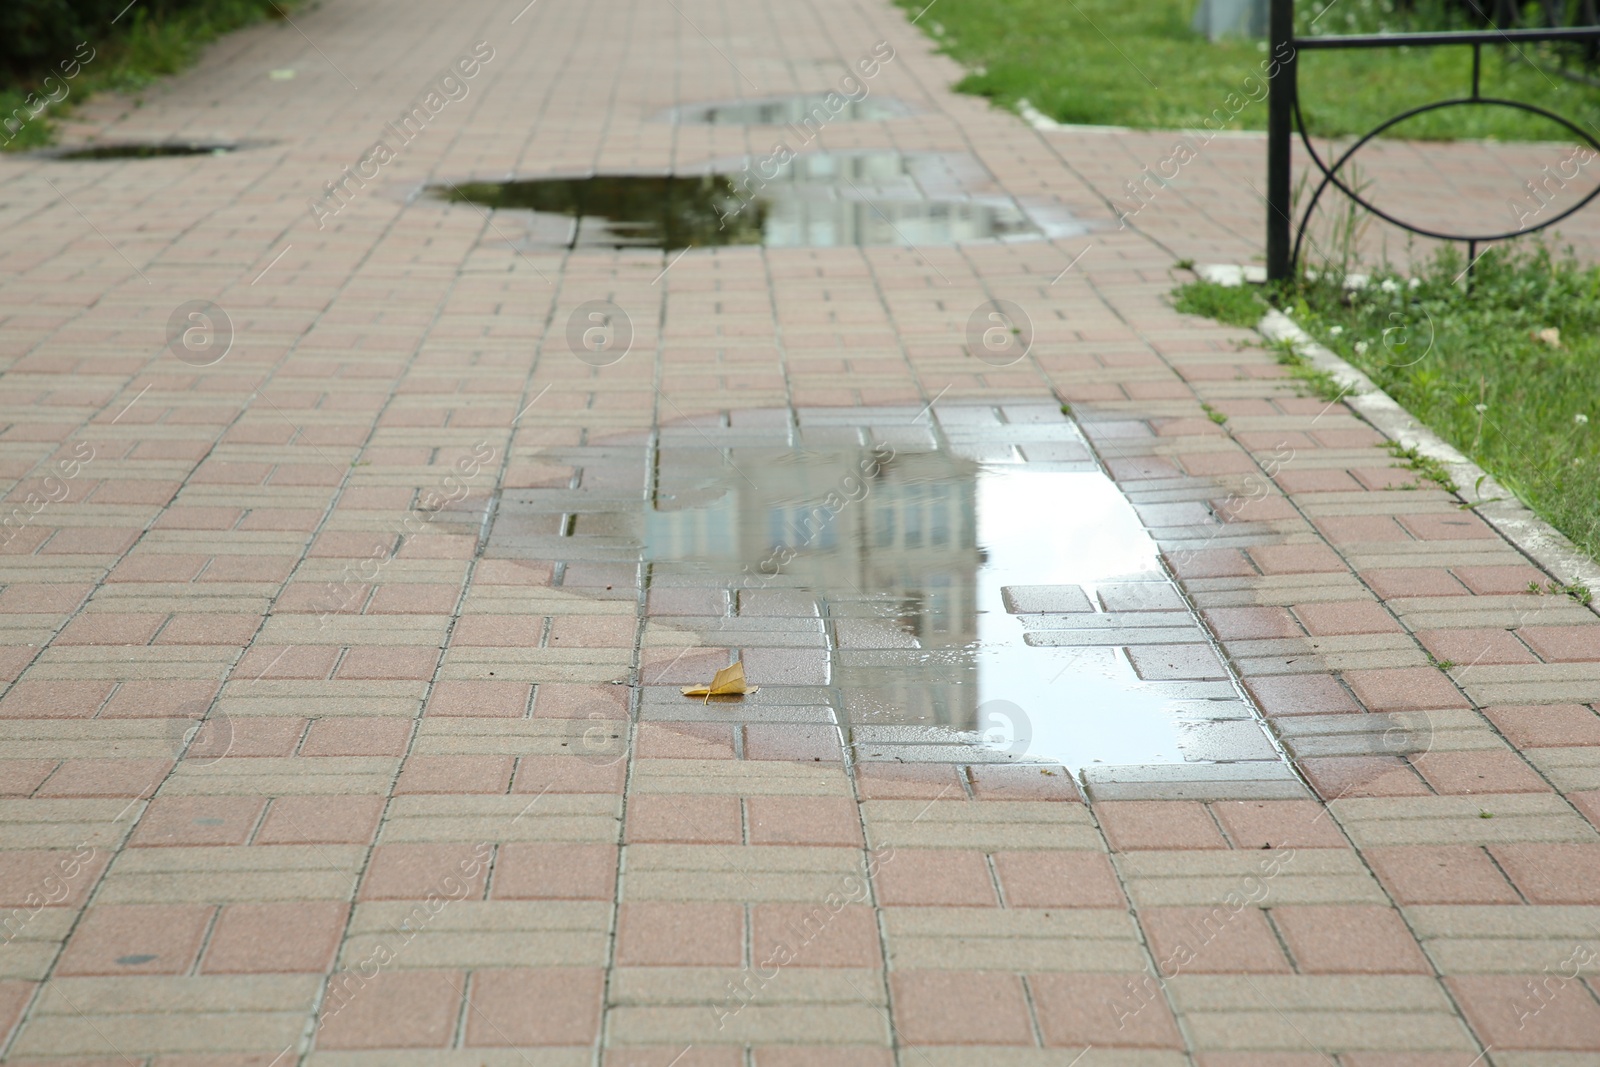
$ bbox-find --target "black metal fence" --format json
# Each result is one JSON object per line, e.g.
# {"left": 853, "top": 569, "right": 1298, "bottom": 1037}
{"left": 1265, "top": 0, "right": 1600, "bottom": 280}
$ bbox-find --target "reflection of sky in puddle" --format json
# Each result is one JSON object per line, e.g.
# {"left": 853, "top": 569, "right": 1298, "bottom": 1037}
{"left": 971, "top": 470, "right": 1185, "bottom": 767}
{"left": 648, "top": 447, "right": 1248, "bottom": 769}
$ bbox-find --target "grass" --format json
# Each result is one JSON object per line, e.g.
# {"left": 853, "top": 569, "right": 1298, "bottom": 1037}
{"left": 895, "top": 0, "right": 1600, "bottom": 141}
{"left": 1173, "top": 243, "right": 1600, "bottom": 561}
{"left": 1, "top": 0, "right": 303, "bottom": 151}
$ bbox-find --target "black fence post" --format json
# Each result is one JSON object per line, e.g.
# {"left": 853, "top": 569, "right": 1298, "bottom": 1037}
{"left": 1267, "top": 0, "right": 1296, "bottom": 282}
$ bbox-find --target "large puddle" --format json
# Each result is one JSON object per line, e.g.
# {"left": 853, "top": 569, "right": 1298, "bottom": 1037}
{"left": 477, "top": 405, "right": 1288, "bottom": 780}
{"left": 642, "top": 439, "right": 1279, "bottom": 771}
{"left": 430, "top": 151, "right": 1065, "bottom": 249}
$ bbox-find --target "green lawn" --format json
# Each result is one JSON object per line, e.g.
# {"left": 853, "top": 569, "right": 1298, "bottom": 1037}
{"left": 896, "top": 0, "right": 1600, "bottom": 141}
{"left": 2, "top": 0, "right": 303, "bottom": 151}
{"left": 1177, "top": 245, "right": 1600, "bottom": 562}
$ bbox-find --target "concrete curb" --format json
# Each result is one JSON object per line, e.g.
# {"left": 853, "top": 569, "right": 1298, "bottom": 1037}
{"left": 1256, "top": 306, "right": 1600, "bottom": 609}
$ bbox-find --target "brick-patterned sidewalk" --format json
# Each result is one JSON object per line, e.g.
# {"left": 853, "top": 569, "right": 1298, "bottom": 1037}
{"left": 2, "top": 0, "right": 1599, "bottom": 1063}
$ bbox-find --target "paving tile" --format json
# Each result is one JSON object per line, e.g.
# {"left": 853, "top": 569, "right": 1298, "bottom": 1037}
{"left": 316, "top": 968, "right": 464, "bottom": 1048}
{"left": 1270, "top": 906, "right": 1430, "bottom": 973}
{"left": 1096, "top": 801, "right": 1229, "bottom": 850}
{"left": 873, "top": 849, "right": 997, "bottom": 907}
{"left": 201, "top": 901, "right": 348, "bottom": 973}
{"left": 745, "top": 796, "right": 863, "bottom": 846}
{"left": 625, "top": 795, "right": 742, "bottom": 844}
{"left": 1489, "top": 844, "right": 1600, "bottom": 903}
{"left": 991, "top": 851, "right": 1125, "bottom": 907}
{"left": 751, "top": 903, "right": 882, "bottom": 967}
{"left": 889, "top": 971, "right": 1034, "bottom": 1045}
{"left": 490, "top": 843, "right": 618, "bottom": 900}
{"left": 464, "top": 967, "right": 604, "bottom": 1045}
{"left": 56, "top": 904, "right": 213, "bottom": 976}
{"left": 1363, "top": 845, "right": 1521, "bottom": 904}
{"left": 255, "top": 796, "right": 384, "bottom": 845}
{"left": 615, "top": 903, "right": 742, "bottom": 966}
{"left": 1209, "top": 801, "right": 1349, "bottom": 849}
{"left": 1139, "top": 906, "right": 1292, "bottom": 973}
{"left": 1032, "top": 972, "right": 1185, "bottom": 1047}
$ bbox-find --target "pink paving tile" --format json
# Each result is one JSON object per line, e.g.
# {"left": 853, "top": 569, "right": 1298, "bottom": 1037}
{"left": 366, "top": 583, "right": 461, "bottom": 614}
{"left": 0, "top": 849, "right": 106, "bottom": 908}
{"left": 1271, "top": 906, "right": 1431, "bottom": 973}
{"left": 0, "top": 761, "right": 56, "bottom": 796}
{"left": 491, "top": 843, "right": 618, "bottom": 900}
{"left": 529, "top": 683, "right": 628, "bottom": 720}
{"left": 201, "top": 901, "right": 348, "bottom": 973}
{"left": 1202, "top": 606, "right": 1303, "bottom": 640}
{"left": 100, "top": 679, "right": 219, "bottom": 718}
{"left": 1452, "top": 564, "right": 1550, "bottom": 594}
{"left": 1247, "top": 544, "right": 1347, "bottom": 575}
{"left": 1291, "top": 601, "right": 1402, "bottom": 636}
{"left": 424, "top": 679, "right": 531, "bottom": 717}
{"left": 1398, "top": 512, "right": 1497, "bottom": 540}
{"left": 751, "top": 903, "right": 882, "bottom": 967}
{"left": 854, "top": 763, "right": 965, "bottom": 799}
{"left": 56, "top": 904, "right": 213, "bottom": 975}
{"left": 1489, "top": 843, "right": 1600, "bottom": 903}
{"left": 1482, "top": 704, "right": 1600, "bottom": 747}
{"left": 1243, "top": 674, "right": 1361, "bottom": 717}
{"left": 992, "top": 851, "right": 1125, "bottom": 908}
{"left": 1031, "top": 972, "right": 1185, "bottom": 1047}
{"left": 187, "top": 717, "right": 305, "bottom": 759}
{"left": 449, "top": 615, "right": 546, "bottom": 647}
{"left": 890, "top": 971, "right": 1033, "bottom": 1045}
{"left": 152, "top": 613, "right": 262, "bottom": 646}
{"left": 548, "top": 615, "right": 637, "bottom": 647}
{"left": 316, "top": 969, "right": 465, "bottom": 1048}
{"left": 872, "top": 849, "right": 996, "bottom": 906}
{"left": 1299, "top": 757, "right": 1432, "bottom": 799}
{"left": 1519, "top": 625, "right": 1600, "bottom": 663}
{"left": 634, "top": 721, "right": 735, "bottom": 759}
{"left": 1409, "top": 749, "right": 1550, "bottom": 794}
{"left": 0, "top": 680, "right": 112, "bottom": 719}
{"left": 394, "top": 755, "right": 513, "bottom": 795}
{"left": 255, "top": 795, "right": 384, "bottom": 845}
{"left": 230, "top": 645, "right": 339, "bottom": 681}
{"left": 336, "top": 645, "right": 440, "bottom": 680}
{"left": 1414, "top": 628, "right": 1538, "bottom": 665}
{"left": 1447, "top": 974, "right": 1600, "bottom": 1049}
{"left": 1167, "top": 548, "right": 1257, "bottom": 579}
{"left": 745, "top": 796, "right": 863, "bottom": 846}
{"left": 1095, "top": 801, "right": 1228, "bottom": 850}
{"left": 1361, "top": 568, "right": 1468, "bottom": 598}
{"left": 1312, "top": 515, "right": 1409, "bottom": 544}
{"left": 742, "top": 723, "right": 843, "bottom": 762}
{"left": 1140, "top": 906, "right": 1292, "bottom": 973}
{"left": 615, "top": 902, "right": 742, "bottom": 966}
{"left": 624, "top": 794, "right": 741, "bottom": 844}
{"left": 1273, "top": 469, "right": 1362, "bottom": 493}
{"left": 1210, "top": 800, "right": 1349, "bottom": 849}
{"left": 38, "top": 759, "right": 171, "bottom": 798}
{"left": 129, "top": 796, "right": 266, "bottom": 847}
{"left": 359, "top": 843, "right": 492, "bottom": 901}
{"left": 299, "top": 717, "right": 412, "bottom": 757}
{"left": 39, "top": 528, "right": 139, "bottom": 555}
{"left": 967, "top": 764, "right": 1081, "bottom": 801}
{"left": 1343, "top": 667, "right": 1470, "bottom": 711}
{"left": 511, "top": 755, "right": 626, "bottom": 794}
{"left": 464, "top": 967, "right": 605, "bottom": 1045}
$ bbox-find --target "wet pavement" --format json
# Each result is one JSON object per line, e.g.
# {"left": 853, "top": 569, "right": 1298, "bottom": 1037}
{"left": 2, "top": 0, "right": 1600, "bottom": 1062}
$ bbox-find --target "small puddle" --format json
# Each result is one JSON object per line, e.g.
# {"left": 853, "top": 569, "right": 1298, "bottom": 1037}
{"left": 429, "top": 151, "right": 1056, "bottom": 249}
{"left": 664, "top": 94, "right": 914, "bottom": 125}
{"left": 52, "top": 142, "right": 238, "bottom": 160}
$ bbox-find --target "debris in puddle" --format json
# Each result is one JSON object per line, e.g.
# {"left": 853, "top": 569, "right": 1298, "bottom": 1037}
{"left": 682, "top": 660, "right": 759, "bottom": 702}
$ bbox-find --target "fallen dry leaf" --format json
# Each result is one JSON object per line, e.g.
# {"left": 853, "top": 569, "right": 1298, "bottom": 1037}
{"left": 681, "top": 660, "right": 758, "bottom": 703}
{"left": 1533, "top": 327, "right": 1562, "bottom": 348}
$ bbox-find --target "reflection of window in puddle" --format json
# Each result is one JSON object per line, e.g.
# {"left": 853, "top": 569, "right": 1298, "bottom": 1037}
{"left": 645, "top": 445, "right": 1274, "bottom": 770}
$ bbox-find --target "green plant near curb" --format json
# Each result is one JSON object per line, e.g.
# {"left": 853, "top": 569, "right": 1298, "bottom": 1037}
{"left": 1384, "top": 441, "right": 1459, "bottom": 494}
{"left": 1173, "top": 280, "right": 1265, "bottom": 327}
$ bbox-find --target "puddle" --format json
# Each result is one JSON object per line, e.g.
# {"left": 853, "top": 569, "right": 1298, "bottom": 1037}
{"left": 664, "top": 94, "right": 914, "bottom": 125}
{"left": 51, "top": 142, "right": 238, "bottom": 160}
{"left": 640, "top": 438, "right": 1277, "bottom": 771}
{"left": 429, "top": 151, "right": 1059, "bottom": 249}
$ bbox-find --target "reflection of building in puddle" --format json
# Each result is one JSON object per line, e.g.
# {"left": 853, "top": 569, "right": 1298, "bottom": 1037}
{"left": 649, "top": 449, "right": 982, "bottom": 730}
{"left": 643, "top": 432, "right": 1286, "bottom": 776}
{"left": 663, "top": 94, "right": 915, "bottom": 125}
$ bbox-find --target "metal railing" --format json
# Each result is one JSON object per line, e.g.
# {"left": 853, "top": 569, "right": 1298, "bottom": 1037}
{"left": 1265, "top": 0, "right": 1600, "bottom": 280}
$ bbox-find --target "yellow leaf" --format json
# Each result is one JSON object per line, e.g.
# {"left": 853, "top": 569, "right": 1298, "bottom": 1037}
{"left": 681, "top": 660, "right": 758, "bottom": 703}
